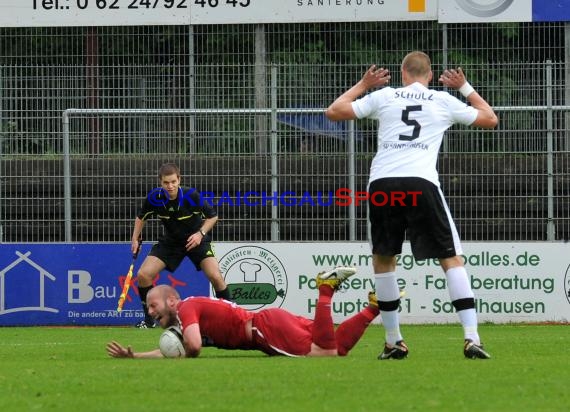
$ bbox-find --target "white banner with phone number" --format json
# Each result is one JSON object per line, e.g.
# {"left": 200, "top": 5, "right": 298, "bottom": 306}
{"left": 214, "top": 242, "right": 570, "bottom": 324}
{"left": 0, "top": 1, "right": 566, "bottom": 27}
{"left": 0, "top": 0, "right": 437, "bottom": 27}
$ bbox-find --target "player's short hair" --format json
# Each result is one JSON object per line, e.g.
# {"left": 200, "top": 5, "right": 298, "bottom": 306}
{"left": 158, "top": 163, "right": 180, "bottom": 179}
{"left": 401, "top": 51, "right": 431, "bottom": 79}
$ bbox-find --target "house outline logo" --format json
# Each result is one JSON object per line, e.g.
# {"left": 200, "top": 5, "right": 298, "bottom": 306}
{"left": 0, "top": 251, "right": 58, "bottom": 315}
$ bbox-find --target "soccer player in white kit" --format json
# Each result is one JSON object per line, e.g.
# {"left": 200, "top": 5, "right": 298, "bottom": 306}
{"left": 326, "top": 51, "right": 498, "bottom": 359}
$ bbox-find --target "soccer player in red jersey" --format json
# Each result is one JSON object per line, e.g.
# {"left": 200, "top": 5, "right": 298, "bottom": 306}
{"left": 106, "top": 267, "right": 381, "bottom": 358}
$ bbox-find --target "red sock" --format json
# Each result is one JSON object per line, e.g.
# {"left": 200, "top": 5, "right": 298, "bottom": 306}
{"left": 335, "top": 306, "right": 379, "bottom": 356}
{"left": 312, "top": 285, "right": 336, "bottom": 350}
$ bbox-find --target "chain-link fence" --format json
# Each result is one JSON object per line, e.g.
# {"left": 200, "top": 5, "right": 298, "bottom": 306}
{"left": 0, "top": 21, "right": 568, "bottom": 242}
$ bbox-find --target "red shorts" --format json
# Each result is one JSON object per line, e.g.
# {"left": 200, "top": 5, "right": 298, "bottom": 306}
{"left": 252, "top": 308, "right": 313, "bottom": 357}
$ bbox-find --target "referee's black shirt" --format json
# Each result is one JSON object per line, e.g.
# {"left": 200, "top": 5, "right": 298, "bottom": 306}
{"left": 137, "top": 187, "right": 217, "bottom": 244}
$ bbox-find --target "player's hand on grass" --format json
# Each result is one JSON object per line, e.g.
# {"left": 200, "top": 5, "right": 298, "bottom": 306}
{"left": 106, "top": 341, "right": 135, "bottom": 358}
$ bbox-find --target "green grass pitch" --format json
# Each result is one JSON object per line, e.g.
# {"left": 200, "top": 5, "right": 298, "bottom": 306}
{"left": 0, "top": 324, "right": 568, "bottom": 412}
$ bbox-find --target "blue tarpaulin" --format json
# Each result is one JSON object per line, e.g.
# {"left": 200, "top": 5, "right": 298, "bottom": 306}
{"left": 277, "top": 112, "right": 363, "bottom": 141}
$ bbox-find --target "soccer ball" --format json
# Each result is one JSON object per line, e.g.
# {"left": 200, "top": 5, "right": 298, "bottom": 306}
{"left": 159, "top": 326, "right": 185, "bottom": 358}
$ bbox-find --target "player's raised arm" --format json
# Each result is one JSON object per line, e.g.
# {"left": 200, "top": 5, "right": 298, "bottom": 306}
{"left": 439, "top": 67, "right": 498, "bottom": 129}
{"left": 326, "top": 65, "right": 391, "bottom": 121}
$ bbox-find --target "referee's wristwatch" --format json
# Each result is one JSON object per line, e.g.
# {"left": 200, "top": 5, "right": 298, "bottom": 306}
{"left": 199, "top": 229, "right": 207, "bottom": 237}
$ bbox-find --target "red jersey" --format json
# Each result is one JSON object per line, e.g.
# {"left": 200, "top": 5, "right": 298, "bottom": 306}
{"left": 176, "top": 296, "right": 316, "bottom": 357}
{"left": 176, "top": 297, "right": 254, "bottom": 350}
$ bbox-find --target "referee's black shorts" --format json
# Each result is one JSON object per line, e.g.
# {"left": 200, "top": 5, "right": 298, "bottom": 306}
{"left": 149, "top": 240, "right": 216, "bottom": 272}
{"left": 368, "top": 177, "right": 462, "bottom": 260}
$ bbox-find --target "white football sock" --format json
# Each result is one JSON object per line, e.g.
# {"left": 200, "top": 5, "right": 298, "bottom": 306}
{"left": 374, "top": 272, "right": 403, "bottom": 345}
{"left": 446, "top": 266, "right": 480, "bottom": 345}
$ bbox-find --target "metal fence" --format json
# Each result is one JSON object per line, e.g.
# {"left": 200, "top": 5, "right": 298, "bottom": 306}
{"left": 0, "top": 21, "right": 569, "bottom": 243}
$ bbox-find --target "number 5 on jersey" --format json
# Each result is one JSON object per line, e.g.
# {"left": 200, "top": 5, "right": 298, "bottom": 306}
{"left": 399, "top": 105, "right": 422, "bottom": 141}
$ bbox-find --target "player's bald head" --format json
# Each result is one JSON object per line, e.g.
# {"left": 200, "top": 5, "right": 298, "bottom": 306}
{"left": 401, "top": 51, "right": 431, "bottom": 79}
{"left": 148, "top": 284, "right": 180, "bottom": 300}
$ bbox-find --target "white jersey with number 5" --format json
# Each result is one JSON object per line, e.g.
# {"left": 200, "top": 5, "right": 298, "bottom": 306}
{"left": 352, "top": 82, "right": 478, "bottom": 186}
